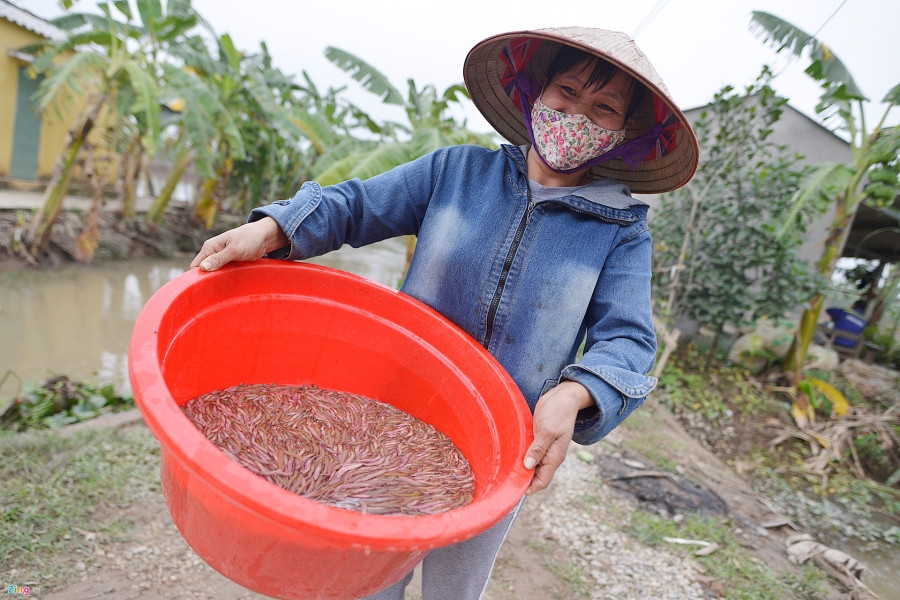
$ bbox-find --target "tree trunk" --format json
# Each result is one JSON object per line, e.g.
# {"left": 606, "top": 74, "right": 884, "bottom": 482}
{"left": 145, "top": 147, "right": 192, "bottom": 225}
{"left": 194, "top": 155, "right": 233, "bottom": 229}
{"left": 705, "top": 331, "right": 721, "bottom": 372}
{"left": 120, "top": 134, "right": 143, "bottom": 220}
{"left": 26, "top": 98, "right": 103, "bottom": 258}
{"left": 784, "top": 199, "right": 854, "bottom": 372}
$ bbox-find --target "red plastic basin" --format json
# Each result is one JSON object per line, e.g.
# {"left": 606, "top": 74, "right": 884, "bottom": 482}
{"left": 128, "top": 260, "right": 533, "bottom": 600}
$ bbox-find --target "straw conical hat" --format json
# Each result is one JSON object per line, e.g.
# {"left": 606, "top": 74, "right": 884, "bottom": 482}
{"left": 463, "top": 27, "right": 699, "bottom": 194}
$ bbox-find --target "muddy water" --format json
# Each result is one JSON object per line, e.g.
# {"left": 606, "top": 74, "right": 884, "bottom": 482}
{"left": 836, "top": 538, "right": 899, "bottom": 600}
{"left": 0, "top": 238, "right": 408, "bottom": 398}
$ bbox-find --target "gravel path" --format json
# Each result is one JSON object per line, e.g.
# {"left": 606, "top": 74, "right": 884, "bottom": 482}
{"left": 523, "top": 439, "right": 707, "bottom": 600}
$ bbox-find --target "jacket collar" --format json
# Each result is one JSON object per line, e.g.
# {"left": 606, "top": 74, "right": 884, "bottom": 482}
{"left": 505, "top": 144, "right": 649, "bottom": 212}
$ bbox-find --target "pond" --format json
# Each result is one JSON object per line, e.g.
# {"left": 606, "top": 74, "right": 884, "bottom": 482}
{"left": 0, "top": 238, "right": 408, "bottom": 398}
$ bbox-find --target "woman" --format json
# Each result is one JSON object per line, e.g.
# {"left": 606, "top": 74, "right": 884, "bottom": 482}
{"left": 191, "top": 27, "right": 699, "bottom": 600}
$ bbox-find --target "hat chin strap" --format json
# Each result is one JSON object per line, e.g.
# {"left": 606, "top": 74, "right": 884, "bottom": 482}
{"left": 513, "top": 74, "right": 671, "bottom": 173}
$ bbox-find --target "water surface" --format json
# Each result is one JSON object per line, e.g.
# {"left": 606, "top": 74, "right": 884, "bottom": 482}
{"left": 0, "top": 238, "right": 408, "bottom": 397}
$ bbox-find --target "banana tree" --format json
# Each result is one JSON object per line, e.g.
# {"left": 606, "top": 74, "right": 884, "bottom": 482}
{"left": 118, "top": 130, "right": 144, "bottom": 219}
{"left": 144, "top": 56, "right": 246, "bottom": 225}
{"left": 220, "top": 41, "right": 308, "bottom": 216}
{"left": 312, "top": 47, "right": 496, "bottom": 186}
{"left": 288, "top": 71, "right": 386, "bottom": 186}
{"left": 23, "top": 22, "right": 157, "bottom": 257}
{"left": 155, "top": 35, "right": 309, "bottom": 226}
{"left": 22, "top": 0, "right": 208, "bottom": 258}
{"left": 751, "top": 11, "right": 900, "bottom": 424}
{"left": 311, "top": 47, "right": 497, "bottom": 271}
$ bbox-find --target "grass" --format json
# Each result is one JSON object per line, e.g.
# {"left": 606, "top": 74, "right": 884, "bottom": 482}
{"left": 525, "top": 539, "right": 590, "bottom": 600}
{"left": 617, "top": 402, "right": 685, "bottom": 472}
{"left": 545, "top": 560, "right": 590, "bottom": 600}
{"left": 656, "top": 360, "right": 772, "bottom": 425}
{"left": 0, "top": 424, "right": 160, "bottom": 585}
{"left": 627, "top": 509, "right": 827, "bottom": 600}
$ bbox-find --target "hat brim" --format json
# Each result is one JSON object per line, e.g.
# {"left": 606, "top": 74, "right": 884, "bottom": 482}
{"left": 463, "top": 27, "right": 699, "bottom": 194}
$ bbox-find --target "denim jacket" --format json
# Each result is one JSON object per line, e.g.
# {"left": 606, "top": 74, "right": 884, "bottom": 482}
{"left": 250, "top": 144, "right": 657, "bottom": 445}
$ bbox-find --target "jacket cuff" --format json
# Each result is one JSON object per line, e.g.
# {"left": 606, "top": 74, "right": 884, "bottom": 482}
{"left": 248, "top": 181, "right": 324, "bottom": 261}
{"left": 561, "top": 364, "right": 655, "bottom": 445}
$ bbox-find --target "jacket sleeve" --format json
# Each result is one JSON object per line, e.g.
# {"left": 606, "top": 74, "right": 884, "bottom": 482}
{"left": 248, "top": 150, "right": 446, "bottom": 260}
{"left": 560, "top": 222, "right": 658, "bottom": 445}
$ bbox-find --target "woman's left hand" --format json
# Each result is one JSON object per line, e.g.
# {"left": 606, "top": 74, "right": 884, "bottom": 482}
{"left": 523, "top": 380, "right": 594, "bottom": 495}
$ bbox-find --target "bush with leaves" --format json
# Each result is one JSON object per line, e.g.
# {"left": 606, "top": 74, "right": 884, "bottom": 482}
{"left": 652, "top": 69, "right": 824, "bottom": 362}
{"left": 0, "top": 373, "right": 134, "bottom": 431}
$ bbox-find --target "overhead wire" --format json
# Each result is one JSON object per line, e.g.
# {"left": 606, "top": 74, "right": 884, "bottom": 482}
{"left": 631, "top": 0, "right": 673, "bottom": 39}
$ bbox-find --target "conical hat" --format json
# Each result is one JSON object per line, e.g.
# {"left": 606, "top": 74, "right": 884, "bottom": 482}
{"left": 463, "top": 27, "right": 699, "bottom": 193}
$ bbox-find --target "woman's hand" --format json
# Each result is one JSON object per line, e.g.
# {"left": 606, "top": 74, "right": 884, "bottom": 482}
{"left": 189, "top": 217, "right": 289, "bottom": 272}
{"left": 523, "top": 380, "right": 593, "bottom": 495}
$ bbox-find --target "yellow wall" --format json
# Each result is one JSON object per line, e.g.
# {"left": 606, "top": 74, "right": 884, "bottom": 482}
{"left": 0, "top": 18, "right": 80, "bottom": 184}
{"left": 1, "top": 17, "right": 121, "bottom": 190}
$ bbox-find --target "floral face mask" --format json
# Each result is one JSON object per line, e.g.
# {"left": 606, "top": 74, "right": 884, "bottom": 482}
{"left": 530, "top": 97, "right": 627, "bottom": 172}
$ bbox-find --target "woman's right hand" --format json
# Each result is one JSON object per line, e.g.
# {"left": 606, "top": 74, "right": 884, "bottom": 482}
{"left": 189, "top": 217, "right": 289, "bottom": 272}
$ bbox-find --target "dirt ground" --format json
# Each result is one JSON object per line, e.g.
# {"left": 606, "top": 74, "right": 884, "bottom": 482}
{"left": 29, "top": 399, "right": 828, "bottom": 600}
{"left": 37, "top": 474, "right": 573, "bottom": 600}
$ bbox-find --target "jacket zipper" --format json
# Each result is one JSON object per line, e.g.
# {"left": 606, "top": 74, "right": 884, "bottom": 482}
{"left": 482, "top": 186, "right": 535, "bottom": 349}
{"left": 480, "top": 195, "right": 633, "bottom": 349}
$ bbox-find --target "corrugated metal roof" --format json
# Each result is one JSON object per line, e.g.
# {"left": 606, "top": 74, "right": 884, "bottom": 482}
{"left": 0, "top": 0, "right": 65, "bottom": 41}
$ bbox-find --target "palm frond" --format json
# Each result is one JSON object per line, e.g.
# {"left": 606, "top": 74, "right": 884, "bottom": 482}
{"left": 868, "top": 126, "right": 900, "bottom": 165}
{"left": 292, "top": 108, "right": 337, "bottom": 154}
{"left": 153, "top": 14, "right": 199, "bottom": 42}
{"left": 408, "top": 129, "right": 448, "bottom": 157}
{"left": 814, "top": 93, "right": 853, "bottom": 129}
{"left": 136, "top": 0, "right": 164, "bottom": 27}
{"left": 749, "top": 11, "right": 814, "bottom": 56}
{"left": 299, "top": 71, "right": 321, "bottom": 99}
{"left": 807, "top": 42, "right": 866, "bottom": 101}
{"left": 35, "top": 51, "right": 106, "bottom": 116}
{"left": 166, "top": 42, "right": 228, "bottom": 78}
{"left": 28, "top": 40, "right": 71, "bottom": 74}
{"left": 882, "top": 82, "right": 900, "bottom": 106}
{"left": 52, "top": 12, "right": 112, "bottom": 32}
{"left": 441, "top": 83, "right": 470, "bottom": 103}
{"left": 777, "top": 162, "right": 853, "bottom": 240}
{"left": 344, "top": 143, "right": 414, "bottom": 181}
{"left": 254, "top": 101, "right": 302, "bottom": 148}
{"left": 324, "top": 46, "right": 403, "bottom": 105}
{"left": 217, "top": 33, "right": 241, "bottom": 71}
{"left": 37, "top": 28, "right": 114, "bottom": 56}
{"left": 161, "top": 64, "right": 246, "bottom": 173}
{"left": 443, "top": 128, "right": 498, "bottom": 149}
{"left": 750, "top": 11, "right": 865, "bottom": 103}
{"left": 122, "top": 61, "right": 161, "bottom": 155}
{"left": 309, "top": 137, "right": 388, "bottom": 185}
{"left": 311, "top": 149, "right": 369, "bottom": 186}
{"left": 112, "top": 0, "right": 132, "bottom": 19}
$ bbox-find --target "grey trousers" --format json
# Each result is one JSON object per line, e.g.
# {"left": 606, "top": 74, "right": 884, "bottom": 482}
{"left": 362, "top": 497, "right": 526, "bottom": 600}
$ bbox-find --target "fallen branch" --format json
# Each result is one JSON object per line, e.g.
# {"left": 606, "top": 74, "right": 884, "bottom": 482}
{"left": 785, "top": 533, "right": 879, "bottom": 600}
{"left": 768, "top": 406, "right": 900, "bottom": 484}
{"left": 610, "top": 470, "right": 677, "bottom": 481}
{"left": 663, "top": 536, "right": 721, "bottom": 556}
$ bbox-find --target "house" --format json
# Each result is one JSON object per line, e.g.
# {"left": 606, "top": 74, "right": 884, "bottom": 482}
{"left": 0, "top": 0, "right": 72, "bottom": 188}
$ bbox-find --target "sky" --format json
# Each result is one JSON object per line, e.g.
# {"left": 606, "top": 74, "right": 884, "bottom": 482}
{"left": 21, "top": 0, "right": 900, "bottom": 138}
